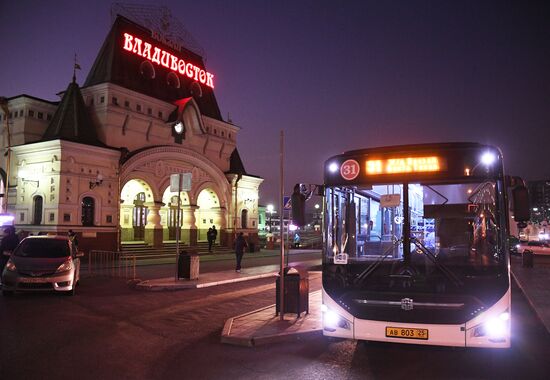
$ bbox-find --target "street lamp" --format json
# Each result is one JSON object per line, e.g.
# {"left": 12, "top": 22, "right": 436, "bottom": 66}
{"left": 267, "top": 204, "right": 274, "bottom": 232}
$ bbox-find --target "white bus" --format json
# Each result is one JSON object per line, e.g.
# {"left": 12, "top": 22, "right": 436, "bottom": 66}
{"left": 298, "top": 142, "right": 529, "bottom": 348}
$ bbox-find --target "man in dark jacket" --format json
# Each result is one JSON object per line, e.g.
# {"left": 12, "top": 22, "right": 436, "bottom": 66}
{"left": 234, "top": 232, "right": 248, "bottom": 272}
{"left": 0, "top": 226, "right": 20, "bottom": 281}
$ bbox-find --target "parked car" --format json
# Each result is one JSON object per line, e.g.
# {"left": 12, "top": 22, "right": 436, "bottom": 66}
{"left": 517, "top": 240, "right": 550, "bottom": 256}
{"left": 1, "top": 235, "right": 83, "bottom": 296}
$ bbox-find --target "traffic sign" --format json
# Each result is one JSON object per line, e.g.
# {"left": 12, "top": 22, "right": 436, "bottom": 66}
{"left": 283, "top": 196, "right": 291, "bottom": 210}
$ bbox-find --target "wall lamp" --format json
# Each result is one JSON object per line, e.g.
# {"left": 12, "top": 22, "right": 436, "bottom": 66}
{"left": 89, "top": 174, "right": 103, "bottom": 189}
{"left": 22, "top": 178, "right": 39, "bottom": 187}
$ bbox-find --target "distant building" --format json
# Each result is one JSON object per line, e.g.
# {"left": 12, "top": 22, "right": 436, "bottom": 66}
{"left": 527, "top": 180, "right": 550, "bottom": 223}
{"left": 0, "top": 12, "right": 262, "bottom": 252}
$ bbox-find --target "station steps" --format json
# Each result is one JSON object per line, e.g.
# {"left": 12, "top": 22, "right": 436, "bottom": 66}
{"left": 120, "top": 241, "right": 234, "bottom": 261}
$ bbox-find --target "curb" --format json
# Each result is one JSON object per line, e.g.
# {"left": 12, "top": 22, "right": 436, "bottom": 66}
{"left": 135, "top": 272, "right": 278, "bottom": 291}
{"left": 221, "top": 304, "right": 323, "bottom": 347}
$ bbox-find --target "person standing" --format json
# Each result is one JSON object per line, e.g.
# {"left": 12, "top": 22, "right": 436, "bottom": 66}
{"left": 207, "top": 227, "right": 214, "bottom": 252}
{"left": 0, "top": 226, "right": 20, "bottom": 282}
{"left": 68, "top": 229, "right": 78, "bottom": 248}
{"left": 234, "top": 232, "right": 248, "bottom": 272}
{"left": 211, "top": 225, "right": 218, "bottom": 248}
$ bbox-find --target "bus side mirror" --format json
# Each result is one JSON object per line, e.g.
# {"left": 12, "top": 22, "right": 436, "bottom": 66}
{"left": 512, "top": 185, "right": 530, "bottom": 223}
{"left": 291, "top": 184, "right": 307, "bottom": 227}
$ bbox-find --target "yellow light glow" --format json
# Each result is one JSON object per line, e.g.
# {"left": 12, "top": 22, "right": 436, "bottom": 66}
{"left": 366, "top": 160, "right": 383, "bottom": 174}
{"left": 365, "top": 156, "right": 441, "bottom": 175}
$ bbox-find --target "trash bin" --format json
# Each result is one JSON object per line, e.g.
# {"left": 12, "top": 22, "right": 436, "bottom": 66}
{"left": 275, "top": 267, "right": 309, "bottom": 317}
{"left": 178, "top": 251, "right": 199, "bottom": 280}
{"left": 522, "top": 249, "right": 534, "bottom": 268}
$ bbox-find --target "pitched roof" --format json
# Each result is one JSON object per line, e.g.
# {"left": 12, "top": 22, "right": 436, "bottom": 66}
{"left": 41, "top": 79, "right": 103, "bottom": 146}
{"left": 84, "top": 15, "right": 223, "bottom": 121}
{"left": 227, "top": 148, "right": 247, "bottom": 176}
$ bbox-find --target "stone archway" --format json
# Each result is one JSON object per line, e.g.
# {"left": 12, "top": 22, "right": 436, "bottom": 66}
{"left": 196, "top": 188, "right": 222, "bottom": 242}
{"left": 120, "top": 179, "right": 154, "bottom": 242}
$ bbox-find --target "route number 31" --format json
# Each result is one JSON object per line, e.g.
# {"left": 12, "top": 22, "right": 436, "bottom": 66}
{"left": 340, "top": 159, "right": 360, "bottom": 180}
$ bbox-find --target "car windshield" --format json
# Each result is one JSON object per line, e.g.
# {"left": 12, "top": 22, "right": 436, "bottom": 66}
{"left": 324, "top": 179, "right": 507, "bottom": 290}
{"left": 15, "top": 239, "right": 70, "bottom": 258}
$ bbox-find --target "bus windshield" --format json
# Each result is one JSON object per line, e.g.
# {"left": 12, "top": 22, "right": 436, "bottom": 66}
{"left": 324, "top": 179, "right": 507, "bottom": 289}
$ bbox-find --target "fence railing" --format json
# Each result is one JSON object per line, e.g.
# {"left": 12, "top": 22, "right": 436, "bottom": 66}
{"left": 87, "top": 250, "right": 136, "bottom": 280}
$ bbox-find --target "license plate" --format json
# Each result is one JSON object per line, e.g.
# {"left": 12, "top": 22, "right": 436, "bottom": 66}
{"left": 20, "top": 277, "right": 47, "bottom": 283}
{"left": 385, "top": 326, "right": 429, "bottom": 340}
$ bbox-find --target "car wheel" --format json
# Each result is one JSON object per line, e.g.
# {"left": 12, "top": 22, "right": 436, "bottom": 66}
{"left": 2, "top": 290, "right": 14, "bottom": 297}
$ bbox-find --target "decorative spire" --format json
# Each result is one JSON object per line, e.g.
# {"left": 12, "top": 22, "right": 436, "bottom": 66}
{"left": 73, "top": 53, "right": 81, "bottom": 83}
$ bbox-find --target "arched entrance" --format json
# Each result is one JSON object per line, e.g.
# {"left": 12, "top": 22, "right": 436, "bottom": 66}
{"left": 197, "top": 188, "right": 221, "bottom": 241}
{"left": 120, "top": 179, "right": 154, "bottom": 242}
{"left": 161, "top": 187, "right": 190, "bottom": 241}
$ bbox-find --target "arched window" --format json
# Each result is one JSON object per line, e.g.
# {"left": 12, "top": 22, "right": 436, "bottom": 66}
{"left": 33, "top": 196, "right": 43, "bottom": 225}
{"left": 241, "top": 209, "right": 248, "bottom": 229}
{"left": 81, "top": 197, "right": 95, "bottom": 226}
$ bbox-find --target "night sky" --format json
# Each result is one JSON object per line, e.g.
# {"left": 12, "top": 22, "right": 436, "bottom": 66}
{"left": 1, "top": 0, "right": 549, "bottom": 208}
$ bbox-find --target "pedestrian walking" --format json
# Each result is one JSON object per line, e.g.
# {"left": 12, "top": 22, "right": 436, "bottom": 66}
{"left": 0, "top": 226, "right": 20, "bottom": 282}
{"left": 234, "top": 232, "right": 248, "bottom": 272}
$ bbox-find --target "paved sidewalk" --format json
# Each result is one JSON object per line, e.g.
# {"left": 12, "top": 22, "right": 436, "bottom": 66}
{"left": 511, "top": 255, "right": 550, "bottom": 334}
{"left": 135, "top": 264, "right": 281, "bottom": 291}
{"left": 221, "top": 290, "right": 323, "bottom": 347}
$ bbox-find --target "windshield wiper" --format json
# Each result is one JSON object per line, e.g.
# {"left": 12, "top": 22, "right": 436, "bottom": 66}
{"left": 411, "top": 237, "right": 463, "bottom": 288}
{"left": 354, "top": 237, "right": 402, "bottom": 285}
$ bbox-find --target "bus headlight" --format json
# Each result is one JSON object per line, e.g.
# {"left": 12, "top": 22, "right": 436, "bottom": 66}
{"left": 474, "top": 311, "right": 510, "bottom": 342}
{"left": 322, "top": 304, "right": 350, "bottom": 331}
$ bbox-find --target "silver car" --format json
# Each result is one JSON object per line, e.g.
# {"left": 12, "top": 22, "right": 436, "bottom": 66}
{"left": 1, "top": 235, "right": 83, "bottom": 296}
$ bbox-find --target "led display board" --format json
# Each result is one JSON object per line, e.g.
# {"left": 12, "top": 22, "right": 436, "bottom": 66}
{"left": 365, "top": 156, "right": 443, "bottom": 175}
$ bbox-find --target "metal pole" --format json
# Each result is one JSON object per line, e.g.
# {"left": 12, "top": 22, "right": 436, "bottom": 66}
{"left": 175, "top": 174, "right": 182, "bottom": 281}
{"left": 279, "top": 130, "right": 285, "bottom": 320}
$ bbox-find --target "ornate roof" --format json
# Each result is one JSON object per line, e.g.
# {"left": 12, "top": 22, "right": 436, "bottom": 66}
{"left": 84, "top": 15, "right": 222, "bottom": 120}
{"left": 42, "top": 79, "right": 103, "bottom": 147}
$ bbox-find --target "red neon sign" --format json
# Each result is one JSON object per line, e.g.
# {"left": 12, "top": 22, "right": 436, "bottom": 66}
{"left": 123, "top": 32, "right": 215, "bottom": 88}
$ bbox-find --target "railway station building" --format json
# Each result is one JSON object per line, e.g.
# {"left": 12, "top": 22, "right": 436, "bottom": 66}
{"left": 0, "top": 12, "right": 263, "bottom": 253}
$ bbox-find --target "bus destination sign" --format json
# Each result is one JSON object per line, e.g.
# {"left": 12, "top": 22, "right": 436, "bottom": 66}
{"left": 365, "top": 156, "right": 443, "bottom": 175}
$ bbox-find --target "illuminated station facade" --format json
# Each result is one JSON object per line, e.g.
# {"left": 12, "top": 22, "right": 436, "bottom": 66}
{"left": 0, "top": 15, "right": 263, "bottom": 252}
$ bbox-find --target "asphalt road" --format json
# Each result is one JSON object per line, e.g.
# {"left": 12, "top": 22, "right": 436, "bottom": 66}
{"left": 1, "top": 253, "right": 550, "bottom": 380}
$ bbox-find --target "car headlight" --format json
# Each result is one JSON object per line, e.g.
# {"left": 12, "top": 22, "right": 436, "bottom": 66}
{"left": 56, "top": 258, "right": 73, "bottom": 273}
{"left": 5, "top": 259, "right": 16, "bottom": 272}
